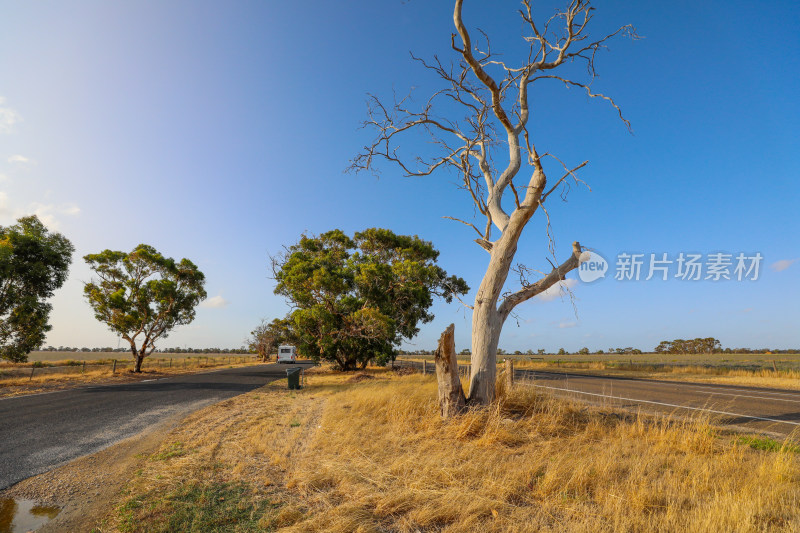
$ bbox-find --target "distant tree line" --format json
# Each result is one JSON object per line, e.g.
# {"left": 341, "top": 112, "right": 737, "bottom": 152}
{"left": 655, "top": 338, "right": 721, "bottom": 354}
{"left": 157, "top": 347, "right": 249, "bottom": 354}
{"left": 38, "top": 346, "right": 248, "bottom": 354}
{"left": 399, "top": 343, "right": 797, "bottom": 356}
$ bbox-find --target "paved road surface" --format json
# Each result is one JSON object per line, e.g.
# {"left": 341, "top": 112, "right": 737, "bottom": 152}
{"left": 399, "top": 360, "right": 800, "bottom": 438}
{"left": 519, "top": 369, "right": 800, "bottom": 437}
{"left": 0, "top": 362, "right": 313, "bottom": 490}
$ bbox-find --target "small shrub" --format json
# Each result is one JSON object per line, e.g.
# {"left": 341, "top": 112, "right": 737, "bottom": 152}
{"left": 737, "top": 436, "right": 800, "bottom": 454}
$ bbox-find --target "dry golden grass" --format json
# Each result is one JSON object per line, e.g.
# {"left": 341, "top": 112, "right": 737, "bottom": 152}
{"left": 105, "top": 367, "right": 800, "bottom": 532}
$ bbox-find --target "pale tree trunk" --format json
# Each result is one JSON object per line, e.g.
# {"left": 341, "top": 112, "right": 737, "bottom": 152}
{"left": 468, "top": 301, "right": 503, "bottom": 405}
{"left": 467, "top": 213, "right": 528, "bottom": 404}
{"left": 434, "top": 324, "right": 466, "bottom": 417}
{"left": 468, "top": 238, "right": 581, "bottom": 405}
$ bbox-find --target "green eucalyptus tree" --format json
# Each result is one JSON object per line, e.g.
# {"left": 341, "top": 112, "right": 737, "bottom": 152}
{"left": 83, "top": 244, "right": 206, "bottom": 372}
{"left": 0, "top": 215, "right": 74, "bottom": 362}
{"left": 273, "top": 228, "right": 468, "bottom": 370}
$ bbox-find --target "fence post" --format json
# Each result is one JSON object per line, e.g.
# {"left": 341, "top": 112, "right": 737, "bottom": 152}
{"left": 82, "top": 360, "right": 86, "bottom": 373}
{"left": 423, "top": 360, "right": 427, "bottom": 374}
{"left": 112, "top": 359, "right": 117, "bottom": 374}
{"left": 505, "top": 359, "right": 514, "bottom": 390}
{"left": 29, "top": 366, "right": 35, "bottom": 381}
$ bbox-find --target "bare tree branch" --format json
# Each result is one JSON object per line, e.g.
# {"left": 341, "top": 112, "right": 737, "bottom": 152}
{"left": 498, "top": 241, "right": 583, "bottom": 320}
{"left": 443, "top": 216, "right": 483, "bottom": 238}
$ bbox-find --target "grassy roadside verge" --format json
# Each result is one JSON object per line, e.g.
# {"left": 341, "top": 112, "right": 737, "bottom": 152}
{"left": 98, "top": 367, "right": 800, "bottom": 532}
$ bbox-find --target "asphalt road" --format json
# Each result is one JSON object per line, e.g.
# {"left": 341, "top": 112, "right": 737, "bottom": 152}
{"left": 518, "top": 369, "right": 800, "bottom": 437}
{"left": 0, "top": 361, "right": 313, "bottom": 490}
{"left": 399, "top": 360, "right": 800, "bottom": 438}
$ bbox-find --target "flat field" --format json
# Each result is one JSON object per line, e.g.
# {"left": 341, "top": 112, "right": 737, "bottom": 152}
{"left": 404, "top": 352, "right": 800, "bottom": 369}
{"left": 398, "top": 352, "right": 800, "bottom": 391}
{"left": 0, "top": 353, "right": 260, "bottom": 398}
{"left": 25, "top": 351, "right": 245, "bottom": 362}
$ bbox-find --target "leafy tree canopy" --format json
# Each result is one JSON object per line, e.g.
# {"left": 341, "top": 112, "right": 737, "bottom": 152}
{"left": 83, "top": 244, "right": 206, "bottom": 372}
{"left": 0, "top": 216, "right": 74, "bottom": 362}
{"left": 273, "top": 228, "right": 468, "bottom": 370}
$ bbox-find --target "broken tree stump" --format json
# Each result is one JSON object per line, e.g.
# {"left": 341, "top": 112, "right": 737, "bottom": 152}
{"left": 434, "top": 323, "right": 466, "bottom": 417}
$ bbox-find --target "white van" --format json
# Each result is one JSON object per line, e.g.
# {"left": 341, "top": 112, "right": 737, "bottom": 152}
{"left": 277, "top": 345, "right": 297, "bottom": 364}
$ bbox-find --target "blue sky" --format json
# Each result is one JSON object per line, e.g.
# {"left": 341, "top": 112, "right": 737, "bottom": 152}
{"left": 1, "top": 0, "right": 798, "bottom": 352}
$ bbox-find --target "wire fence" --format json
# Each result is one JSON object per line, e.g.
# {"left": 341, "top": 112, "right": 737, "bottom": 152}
{"left": 0, "top": 355, "right": 260, "bottom": 381}
{"left": 393, "top": 358, "right": 472, "bottom": 378}
{"left": 393, "top": 358, "right": 537, "bottom": 384}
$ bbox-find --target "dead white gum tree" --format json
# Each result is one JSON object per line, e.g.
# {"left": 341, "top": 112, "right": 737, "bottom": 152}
{"left": 351, "top": 0, "right": 635, "bottom": 407}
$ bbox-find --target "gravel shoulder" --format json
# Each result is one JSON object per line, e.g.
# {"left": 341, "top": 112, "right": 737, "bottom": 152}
{"left": 1, "top": 412, "right": 185, "bottom": 532}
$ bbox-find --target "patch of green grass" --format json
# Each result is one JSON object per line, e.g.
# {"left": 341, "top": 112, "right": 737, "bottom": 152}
{"left": 289, "top": 419, "right": 301, "bottom": 428}
{"left": 151, "top": 442, "right": 189, "bottom": 461}
{"left": 737, "top": 436, "right": 800, "bottom": 454}
{"left": 118, "top": 482, "right": 277, "bottom": 533}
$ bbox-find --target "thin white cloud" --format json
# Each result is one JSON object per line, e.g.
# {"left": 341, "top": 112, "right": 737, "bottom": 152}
{"left": 0, "top": 198, "right": 81, "bottom": 229}
{"left": 32, "top": 203, "right": 81, "bottom": 230}
{"left": 0, "top": 97, "right": 21, "bottom": 134}
{"left": 200, "top": 295, "right": 229, "bottom": 309}
{"left": 558, "top": 321, "right": 577, "bottom": 329}
{"left": 8, "top": 155, "right": 32, "bottom": 165}
{"left": 536, "top": 278, "right": 579, "bottom": 302}
{"left": 0, "top": 173, "right": 9, "bottom": 183}
{"left": 771, "top": 258, "right": 798, "bottom": 272}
